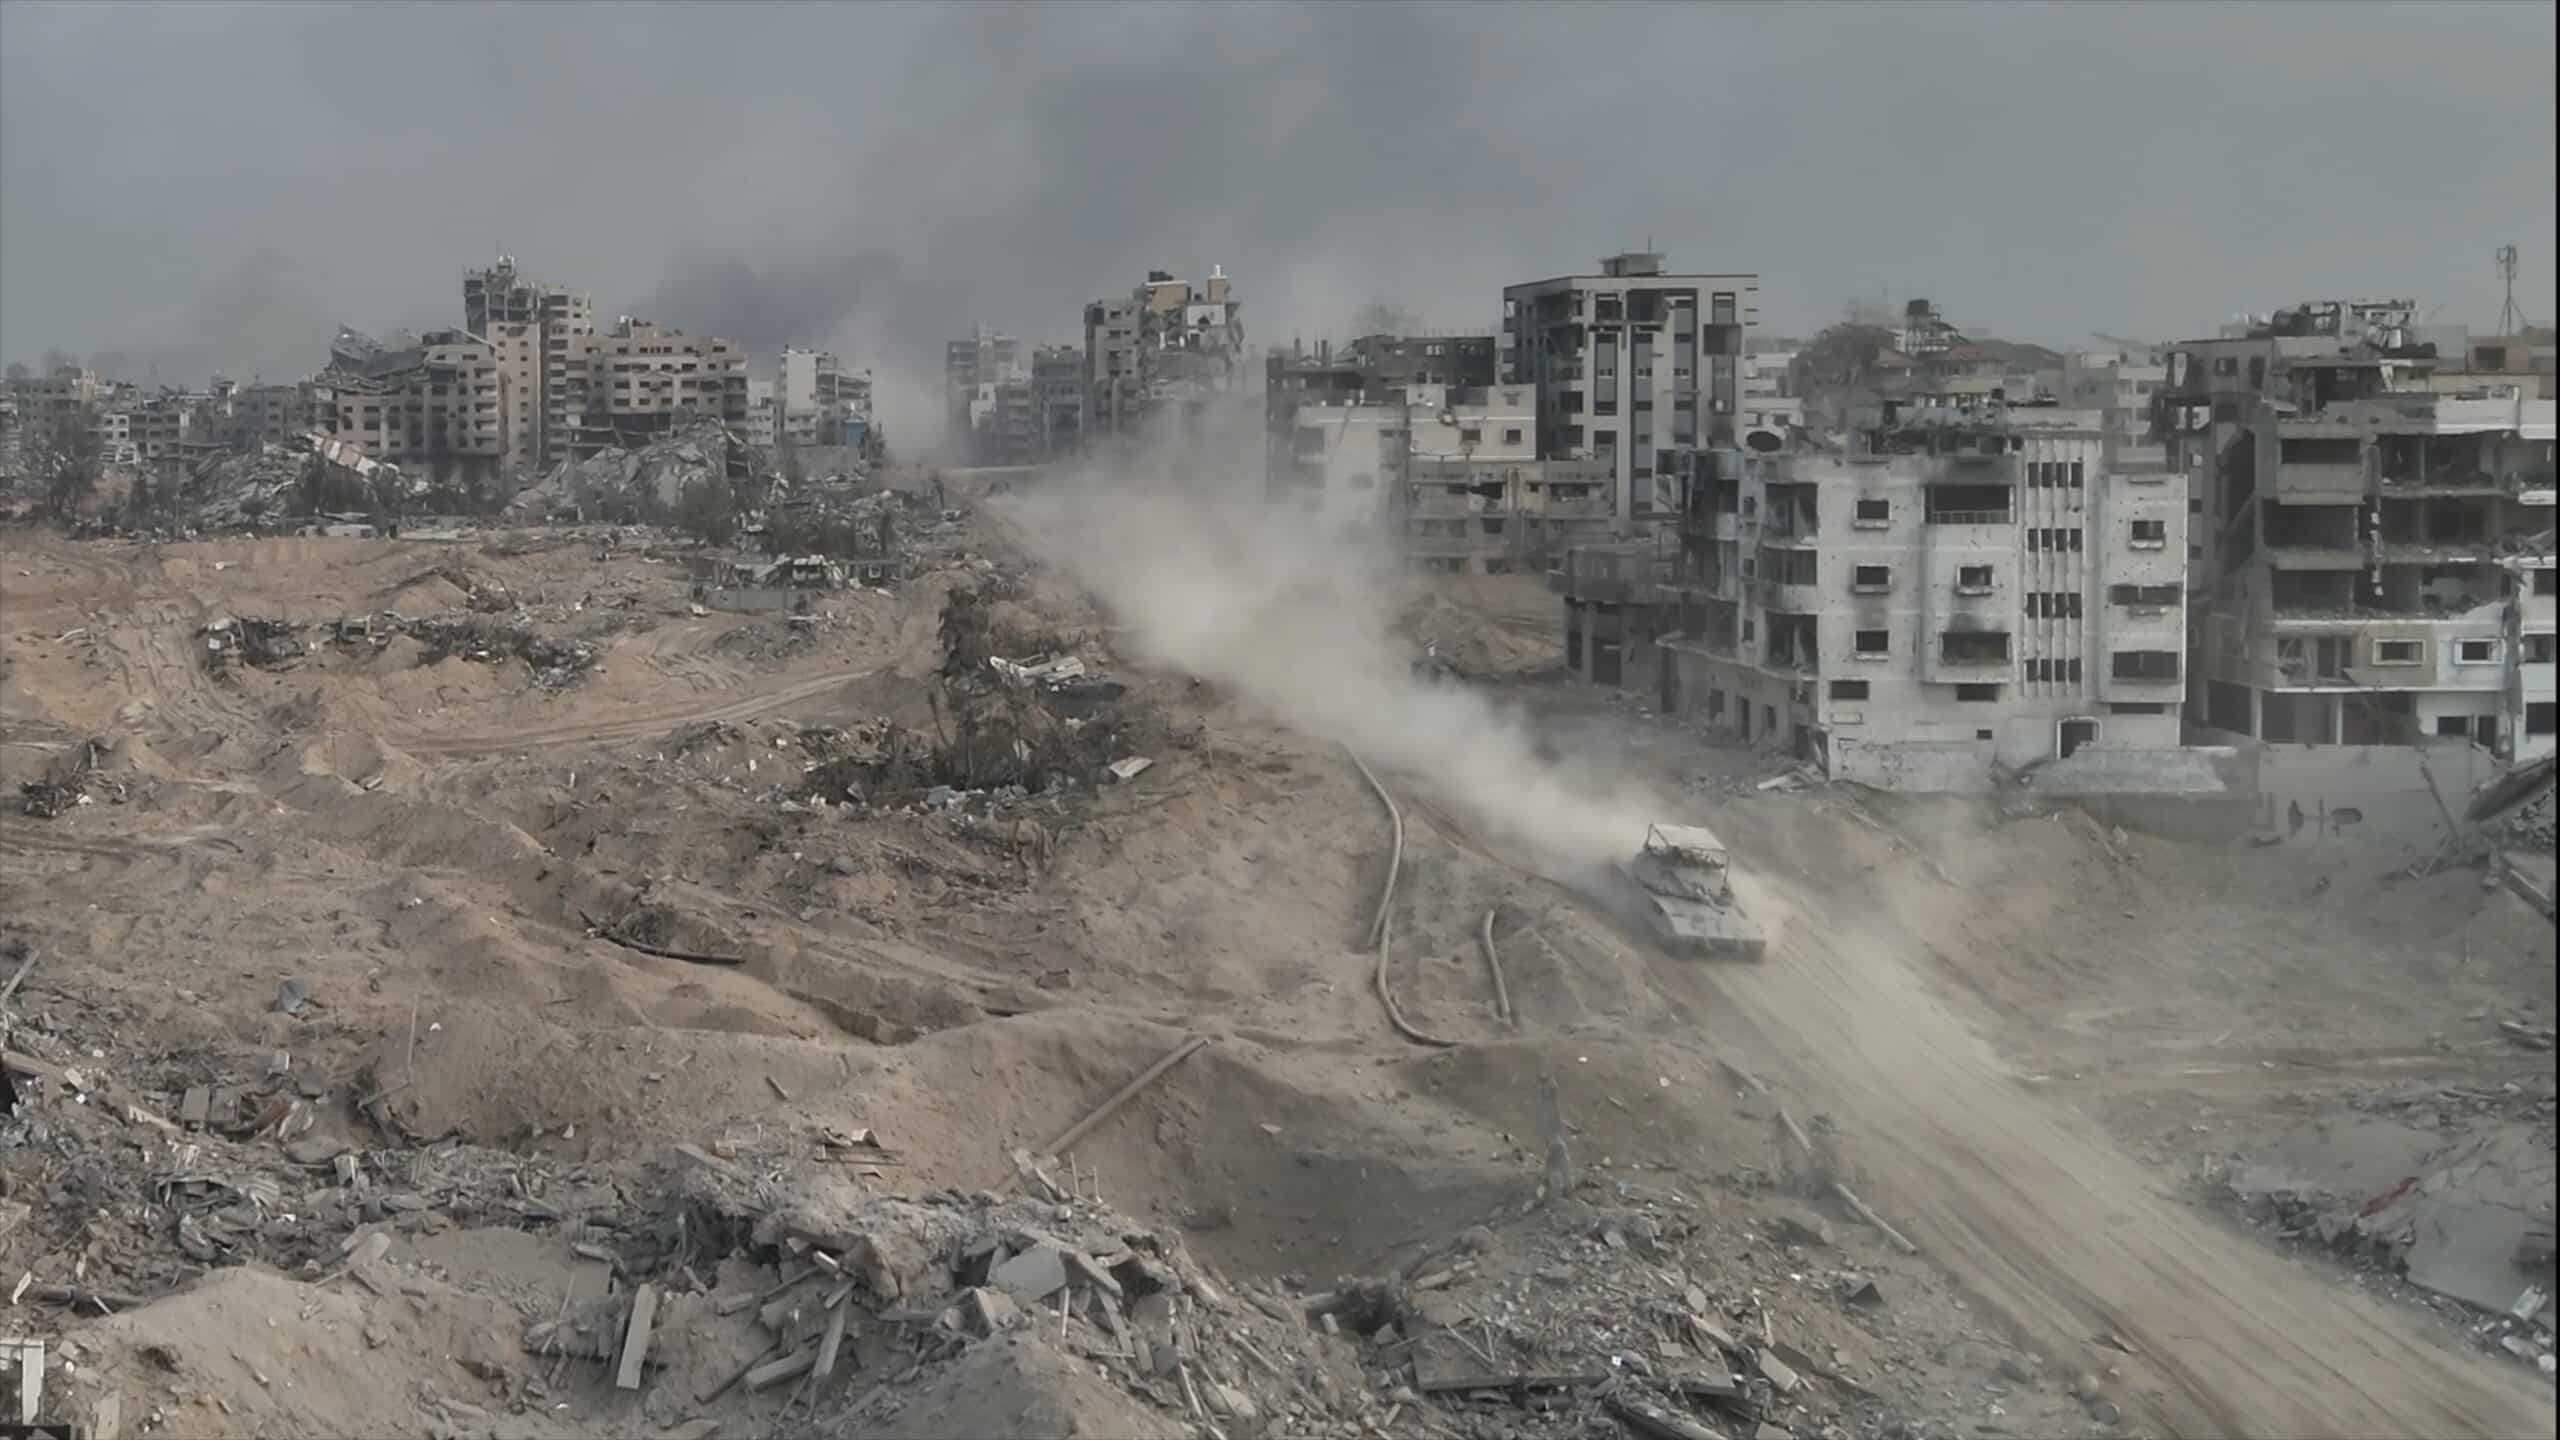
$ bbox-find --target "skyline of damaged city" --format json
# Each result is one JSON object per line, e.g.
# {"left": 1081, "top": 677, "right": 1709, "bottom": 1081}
{"left": 1, "top": 6, "right": 2555, "bottom": 1440}
{"left": 2, "top": 1, "right": 2551, "bottom": 393}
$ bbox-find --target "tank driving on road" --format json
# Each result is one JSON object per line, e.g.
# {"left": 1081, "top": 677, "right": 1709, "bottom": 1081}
{"left": 1619, "top": 822, "right": 1765, "bottom": 959}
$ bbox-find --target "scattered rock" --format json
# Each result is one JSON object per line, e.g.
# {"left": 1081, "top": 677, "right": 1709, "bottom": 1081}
{"left": 1775, "top": 1208, "right": 1835, "bottom": 1248}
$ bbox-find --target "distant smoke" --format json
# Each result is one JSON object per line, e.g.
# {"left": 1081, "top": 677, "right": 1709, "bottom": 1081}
{"left": 649, "top": 249, "right": 956, "bottom": 456}
{"left": 1001, "top": 407, "right": 1652, "bottom": 880}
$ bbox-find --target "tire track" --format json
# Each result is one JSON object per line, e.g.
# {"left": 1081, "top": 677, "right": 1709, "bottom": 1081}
{"left": 1382, "top": 770, "right": 2549, "bottom": 1437}
{"left": 1711, "top": 876, "right": 2551, "bottom": 1439}
{"left": 392, "top": 664, "right": 881, "bottom": 756}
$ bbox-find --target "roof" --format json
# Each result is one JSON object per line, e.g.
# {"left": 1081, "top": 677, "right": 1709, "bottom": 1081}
{"left": 1646, "top": 823, "right": 1729, "bottom": 857}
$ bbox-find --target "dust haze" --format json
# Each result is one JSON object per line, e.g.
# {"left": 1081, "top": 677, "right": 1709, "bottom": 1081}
{"left": 1003, "top": 415, "right": 1656, "bottom": 882}
{"left": 6, "top": 3, "right": 2550, "bottom": 375}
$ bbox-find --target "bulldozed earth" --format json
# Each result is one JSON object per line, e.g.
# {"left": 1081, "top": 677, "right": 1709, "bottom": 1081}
{"left": 1, "top": 483, "right": 2553, "bottom": 1440}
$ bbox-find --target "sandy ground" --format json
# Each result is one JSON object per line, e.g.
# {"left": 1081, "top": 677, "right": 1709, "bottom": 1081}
{"left": 1, "top": 502, "right": 2552, "bottom": 1439}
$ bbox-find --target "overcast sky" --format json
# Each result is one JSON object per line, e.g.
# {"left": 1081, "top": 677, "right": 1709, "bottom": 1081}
{"left": 4, "top": 0, "right": 2552, "bottom": 413}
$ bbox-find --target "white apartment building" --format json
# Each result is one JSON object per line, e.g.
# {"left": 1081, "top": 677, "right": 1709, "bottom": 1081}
{"left": 2166, "top": 299, "right": 2557, "bottom": 760}
{"left": 1503, "top": 252, "right": 1756, "bottom": 526}
{"left": 2508, "top": 546, "right": 2558, "bottom": 763}
{"left": 1567, "top": 405, "right": 2187, "bottom": 775}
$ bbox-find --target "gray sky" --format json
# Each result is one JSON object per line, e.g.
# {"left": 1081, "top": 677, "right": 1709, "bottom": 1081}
{"left": 4, "top": 0, "right": 2552, "bottom": 411}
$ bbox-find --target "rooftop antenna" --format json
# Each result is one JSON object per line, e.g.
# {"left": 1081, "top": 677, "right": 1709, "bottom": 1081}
{"left": 2495, "top": 245, "right": 2525, "bottom": 333}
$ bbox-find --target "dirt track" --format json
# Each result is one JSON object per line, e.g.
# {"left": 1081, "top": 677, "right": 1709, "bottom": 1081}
{"left": 1716, "top": 876, "right": 2555, "bottom": 1438}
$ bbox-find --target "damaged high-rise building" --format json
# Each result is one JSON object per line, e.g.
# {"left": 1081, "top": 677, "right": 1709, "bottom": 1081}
{"left": 316, "top": 326, "right": 507, "bottom": 487}
{"left": 2164, "top": 299, "right": 2556, "bottom": 760}
{"left": 463, "top": 257, "right": 594, "bottom": 471}
{"left": 1504, "top": 252, "right": 1757, "bottom": 527}
{"left": 570, "top": 318, "right": 748, "bottom": 456}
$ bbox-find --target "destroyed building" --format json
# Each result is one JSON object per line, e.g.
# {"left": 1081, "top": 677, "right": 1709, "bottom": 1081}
{"left": 1084, "top": 265, "right": 1243, "bottom": 438}
{"left": 1503, "top": 252, "right": 1757, "bottom": 526}
{"left": 568, "top": 318, "right": 748, "bottom": 457}
{"left": 1268, "top": 342, "right": 1614, "bottom": 573}
{"left": 1558, "top": 401, "right": 2191, "bottom": 781}
{"left": 2164, "top": 299, "right": 2558, "bottom": 761}
{"left": 314, "top": 326, "right": 507, "bottom": 490}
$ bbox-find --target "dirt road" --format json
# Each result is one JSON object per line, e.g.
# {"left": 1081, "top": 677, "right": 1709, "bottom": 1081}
{"left": 1714, "top": 873, "right": 2555, "bottom": 1439}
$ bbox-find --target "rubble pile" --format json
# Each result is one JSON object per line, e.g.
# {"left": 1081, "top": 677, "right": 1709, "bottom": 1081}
{"left": 584, "top": 1143, "right": 2009, "bottom": 1440}
{"left": 175, "top": 444, "right": 310, "bottom": 528}
{"left": 509, "top": 419, "right": 758, "bottom": 523}
{"left": 408, "top": 616, "right": 600, "bottom": 689}
{"left": 185, "top": 607, "right": 605, "bottom": 690}
{"left": 15, "top": 738, "right": 106, "bottom": 819}
{"left": 2212, "top": 1111, "right": 2558, "bottom": 1378}
{"left": 0, "top": 1020, "right": 590, "bottom": 1305}
{"left": 2481, "top": 782, "right": 2556, "bottom": 852}
{"left": 197, "top": 615, "right": 309, "bottom": 675}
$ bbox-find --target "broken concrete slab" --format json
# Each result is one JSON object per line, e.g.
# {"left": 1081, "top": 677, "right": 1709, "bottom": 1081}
{"left": 990, "top": 1242, "right": 1069, "bottom": 1302}
{"left": 1773, "top": 1208, "right": 1834, "bottom": 1248}
{"left": 962, "top": 1286, "right": 1021, "bottom": 1337}
{"left": 1060, "top": 1246, "right": 1123, "bottom": 1298}
{"left": 617, "top": 1284, "right": 659, "bottom": 1390}
{"left": 1758, "top": 1348, "right": 1802, "bottom": 1394}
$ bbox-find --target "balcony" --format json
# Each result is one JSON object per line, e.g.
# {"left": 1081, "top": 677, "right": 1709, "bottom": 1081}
{"left": 2272, "top": 428, "right": 2369, "bottom": 500}
{"left": 1750, "top": 579, "right": 1822, "bottom": 614}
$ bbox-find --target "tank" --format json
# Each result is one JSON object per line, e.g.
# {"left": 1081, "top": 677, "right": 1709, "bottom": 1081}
{"left": 1618, "top": 822, "right": 1765, "bottom": 959}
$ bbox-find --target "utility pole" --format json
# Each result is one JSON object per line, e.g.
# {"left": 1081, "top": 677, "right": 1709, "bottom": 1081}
{"left": 2495, "top": 245, "right": 2525, "bottom": 334}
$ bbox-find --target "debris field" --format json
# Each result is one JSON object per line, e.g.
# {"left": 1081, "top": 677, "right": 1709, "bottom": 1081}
{"left": 0, "top": 480, "right": 2553, "bottom": 1440}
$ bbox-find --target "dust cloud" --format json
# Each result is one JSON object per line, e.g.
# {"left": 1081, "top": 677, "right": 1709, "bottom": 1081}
{"left": 1001, "top": 411, "right": 1656, "bottom": 882}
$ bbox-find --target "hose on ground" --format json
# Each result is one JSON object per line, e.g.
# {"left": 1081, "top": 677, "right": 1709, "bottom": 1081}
{"left": 1346, "top": 747, "right": 1457, "bottom": 1049}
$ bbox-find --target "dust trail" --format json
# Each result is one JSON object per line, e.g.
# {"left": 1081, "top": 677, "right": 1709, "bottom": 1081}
{"left": 1000, "top": 410, "right": 1652, "bottom": 882}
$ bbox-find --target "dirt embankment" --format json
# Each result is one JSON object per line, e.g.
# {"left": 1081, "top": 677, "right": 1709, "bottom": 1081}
{"left": 4, "top": 519, "right": 2553, "bottom": 1439}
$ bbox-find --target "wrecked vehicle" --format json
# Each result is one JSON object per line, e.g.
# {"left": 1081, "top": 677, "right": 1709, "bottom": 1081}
{"left": 1619, "top": 822, "right": 1764, "bottom": 959}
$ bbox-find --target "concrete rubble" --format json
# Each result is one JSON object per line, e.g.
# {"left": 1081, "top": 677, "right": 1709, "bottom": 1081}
{"left": 2218, "top": 1113, "right": 2557, "bottom": 1373}
{"left": 507, "top": 417, "right": 760, "bottom": 523}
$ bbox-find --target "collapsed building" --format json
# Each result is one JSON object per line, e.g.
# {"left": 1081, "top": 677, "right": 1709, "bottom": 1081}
{"left": 2165, "top": 300, "right": 2557, "bottom": 761}
{"left": 1558, "top": 402, "right": 2190, "bottom": 782}
{"left": 313, "top": 327, "right": 508, "bottom": 492}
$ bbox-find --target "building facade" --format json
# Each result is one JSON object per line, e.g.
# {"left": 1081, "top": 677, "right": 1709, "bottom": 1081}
{"left": 2163, "top": 303, "right": 2556, "bottom": 759}
{"left": 1084, "top": 266, "right": 1242, "bottom": 437}
{"left": 571, "top": 319, "right": 747, "bottom": 456}
{"left": 1503, "top": 253, "right": 1756, "bottom": 527}
{"left": 1268, "top": 341, "right": 1616, "bottom": 572}
{"left": 1032, "top": 344, "right": 1084, "bottom": 456}
{"left": 1559, "top": 404, "right": 2189, "bottom": 777}
{"left": 462, "top": 258, "right": 594, "bottom": 471}
{"left": 318, "top": 327, "right": 507, "bottom": 483}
